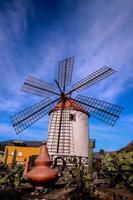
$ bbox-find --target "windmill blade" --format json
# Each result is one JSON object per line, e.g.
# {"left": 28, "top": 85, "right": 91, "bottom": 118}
{"left": 21, "top": 76, "right": 59, "bottom": 98}
{"left": 47, "top": 108, "right": 71, "bottom": 154}
{"left": 58, "top": 56, "right": 74, "bottom": 92}
{"left": 57, "top": 101, "right": 65, "bottom": 154}
{"left": 70, "top": 66, "right": 116, "bottom": 93}
{"left": 73, "top": 95, "right": 123, "bottom": 126}
{"left": 11, "top": 97, "right": 59, "bottom": 134}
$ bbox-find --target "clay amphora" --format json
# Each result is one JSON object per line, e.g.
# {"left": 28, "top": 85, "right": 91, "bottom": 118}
{"left": 23, "top": 142, "right": 65, "bottom": 187}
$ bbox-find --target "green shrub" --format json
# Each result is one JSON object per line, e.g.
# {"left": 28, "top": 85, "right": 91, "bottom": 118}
{"left": 101, "top": 151, "right": 133, "bottom": 189}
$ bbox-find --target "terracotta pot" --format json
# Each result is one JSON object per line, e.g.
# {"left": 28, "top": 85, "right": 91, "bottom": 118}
{"left": 23, "top": 142, "right": 65, "bottom": 187}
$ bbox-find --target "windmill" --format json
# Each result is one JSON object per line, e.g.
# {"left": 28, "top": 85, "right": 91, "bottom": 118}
{"left": 11, "top": 56, "right": 123, "bottom": 159}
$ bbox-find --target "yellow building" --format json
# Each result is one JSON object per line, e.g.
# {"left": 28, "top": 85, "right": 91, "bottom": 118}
{"left": 4, "top": 141, "right": 41, "bottom": 165}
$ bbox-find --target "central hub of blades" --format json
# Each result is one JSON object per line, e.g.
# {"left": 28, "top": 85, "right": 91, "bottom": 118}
{"left": 60, "top": 93, "right": 68, "bottom": 102}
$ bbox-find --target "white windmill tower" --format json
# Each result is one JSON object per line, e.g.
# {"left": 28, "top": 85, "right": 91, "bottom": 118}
{"left": 11, "top": 56, "right": 123, "bottom": 164}
{"left": 47, "top": 99, "right": 89, "bottom": 157}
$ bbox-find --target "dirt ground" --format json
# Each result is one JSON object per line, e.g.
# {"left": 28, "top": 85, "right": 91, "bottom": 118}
{"left": 97, "top": 184, "right": 133, "bottom": 200}
{"left": 0, "top": 185, "right": 132, "bottom": 200}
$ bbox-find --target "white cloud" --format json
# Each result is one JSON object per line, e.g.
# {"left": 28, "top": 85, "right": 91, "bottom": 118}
{"left": 0, "top": 123, "right": 16, "bottom": 141}
{"left": 0, "top": 122, "right": 47, "bottom": 141}
{"left": 69, "top": 0, "right": 133, "bottom": 102}
{"left": 0, "top": 98, "right": 21, "bottom": 112}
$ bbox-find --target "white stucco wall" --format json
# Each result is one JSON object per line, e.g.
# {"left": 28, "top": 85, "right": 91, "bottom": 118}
{"left": 47, "top": 109, "right": 89, "bottom": 157}
{"left": 71, "top": 110, "right": 89, "bottom": 157}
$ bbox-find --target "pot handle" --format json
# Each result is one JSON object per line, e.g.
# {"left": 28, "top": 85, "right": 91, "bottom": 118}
{"left": 52, "top": 156, "right": 66, "bottom": 176}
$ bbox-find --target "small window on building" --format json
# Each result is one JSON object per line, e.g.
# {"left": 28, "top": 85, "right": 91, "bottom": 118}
{"left": 17, "top": 152, "right": 22, "bottom": 156}
{"left": 69, "top": 114, "right": 76, "bottom": 121}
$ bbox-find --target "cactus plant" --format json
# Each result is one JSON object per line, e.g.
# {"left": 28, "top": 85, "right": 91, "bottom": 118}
{"left": 0, "top": 162, "right": 24, "bottom": 189}
{"left": 101, "top": 151, "right": 133, "bottom": 189}
{"left": 58, "top": 157, "right": 95, "bottom": 198}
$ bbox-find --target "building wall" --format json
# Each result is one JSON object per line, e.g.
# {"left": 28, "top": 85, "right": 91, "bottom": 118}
{"left": 72, "top": 111, "right": 89, "bottom": 157}
{"left": 4, "top": 146, "right": 40, "bottom": 165}
{"left": 47, "top": 108, "right": 89, "bottom": 157}
{"left": 47, "top": 109, "right": 72, "bottom": 155}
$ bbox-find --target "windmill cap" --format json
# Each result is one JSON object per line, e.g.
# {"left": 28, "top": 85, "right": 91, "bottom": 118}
{"left": 51, "top": 99, "right": 89, "bottom": 115}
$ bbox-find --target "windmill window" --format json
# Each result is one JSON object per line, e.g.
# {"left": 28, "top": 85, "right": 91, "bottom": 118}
{"left": 17, "top": 152, "right": 22, "bottom": 156}
{"left": 70, "top": 114, "right": 76, "bottom": 121}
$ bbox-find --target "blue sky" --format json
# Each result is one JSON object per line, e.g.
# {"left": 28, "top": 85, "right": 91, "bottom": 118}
{"left": 0, "top": 0, "right": 133, "bottom": 151}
